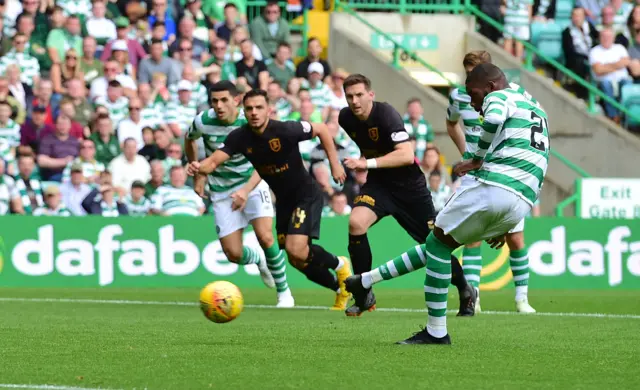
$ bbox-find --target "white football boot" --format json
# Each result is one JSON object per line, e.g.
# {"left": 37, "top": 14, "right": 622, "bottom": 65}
{"left": 257, "top": 252, "right": 275, "bottom": 289}
{"left": 276, "top": 289, "right": 295, "bottom": 308}
{"left": 516, "top": 298, "right": 536, "bottom": 313}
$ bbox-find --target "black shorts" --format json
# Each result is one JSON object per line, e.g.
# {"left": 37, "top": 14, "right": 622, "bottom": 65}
{"left": 275, "top": 183, "right": 323, "bottom": 245}
{"left": 353, "top": 180, "right": 436, "bottom": 243}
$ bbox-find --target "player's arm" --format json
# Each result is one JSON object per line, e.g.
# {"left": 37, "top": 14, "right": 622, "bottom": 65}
{"left": 454, "top": 94, "right": 507, "bottom": 176}
{"left": 231, "top": 170, "right": 263, "bottom": 211}
{"left": 446, "top": 89, "right": 467, "bottom": 157}
{"left": 185, "top": 121, "right": 207, "bottom": 197}
{"left": 189, "top": 149, "right": 232, "bottom": 175}
{"left": 311, "top": 122, "right": 346, "bottom": 184}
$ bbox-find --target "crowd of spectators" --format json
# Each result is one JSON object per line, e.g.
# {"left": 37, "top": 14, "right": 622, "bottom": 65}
{"left": 476, "top": 0, "right": 640, "bottom": 127}
{"left": 0, "top": 0, "right": 458, "bottom": 219}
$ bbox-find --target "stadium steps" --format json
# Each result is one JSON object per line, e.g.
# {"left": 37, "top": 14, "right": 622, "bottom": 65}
{"left": 328, "top": 16, "right": 640, "bottom": 215}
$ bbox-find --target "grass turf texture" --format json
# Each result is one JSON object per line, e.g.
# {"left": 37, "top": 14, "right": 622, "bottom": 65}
{"left": 1, "top": 288, "right": 639, "bottom": 390}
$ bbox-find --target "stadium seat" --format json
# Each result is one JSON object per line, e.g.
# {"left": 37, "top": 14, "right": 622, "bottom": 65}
{"left": 534, "top": 22, "right": 564, "bottom": 62}
{"left": 620, "top": 84, "right": 640, "bottom": 126}
{"left": 555, "top": 0, "right": 574, "bottom": 21}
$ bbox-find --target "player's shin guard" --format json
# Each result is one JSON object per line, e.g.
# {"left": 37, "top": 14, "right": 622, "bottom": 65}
{"left": 348, "top": 234, "right": 373, "bottom": 275}
{"left": 510, "top": 248, "right": 530, "bottom": 300}
{"left": 309, "top": 244, "right": 340, "bottom": 270}
{"left": 462, "top": 246, "right": 482, "bottom": 289}
{"left": 424, "top": 234, "right": 452, "bottom": 339}
{"left": 360, "top": 244, "right": 428, "bottom": 289}
{"left": 263, "top": 243, "right": 289, "bottom": 293}
{"left": 239, "top": 246, "right": 261, "bottom": 265}
{"left": 301, "top": 264, "right": 339, "bottom": 291}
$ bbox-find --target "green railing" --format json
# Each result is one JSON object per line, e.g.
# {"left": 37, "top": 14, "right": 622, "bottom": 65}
{"left": 335, "top": 0, "right": 592, "bottom": 216}
{"left": 338, "top": 0, "right": 640, "bottom": 123}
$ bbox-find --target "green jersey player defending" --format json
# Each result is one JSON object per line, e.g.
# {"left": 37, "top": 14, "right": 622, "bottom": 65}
{"left": 446, "top": 51, "right": 535, "bottom": 314}
{"left": 395, "top": 63, "right": 549, "bottom": 344}
{"left": 186, "top": 81, "right": 294, "bottom": 308}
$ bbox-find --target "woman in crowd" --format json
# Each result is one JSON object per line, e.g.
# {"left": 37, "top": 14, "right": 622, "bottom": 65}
{"left": 51, "top": 49, "right": 84, "bottom": 95}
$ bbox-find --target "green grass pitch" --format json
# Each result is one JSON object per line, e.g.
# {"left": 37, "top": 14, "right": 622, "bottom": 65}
{"left": 1, "top": 287, "right": 639, "bottom": 390}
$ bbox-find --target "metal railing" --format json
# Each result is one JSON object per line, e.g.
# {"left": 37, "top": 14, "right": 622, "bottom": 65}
{"left": 335, "top": 0, "right": 592, "bottom": 216}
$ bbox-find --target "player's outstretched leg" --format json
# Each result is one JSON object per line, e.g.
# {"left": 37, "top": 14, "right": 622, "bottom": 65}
{"left": 506, "top": 232, "right": 535, "bottom": 313}
{"left": 285, "top": 236, "right": 352, "bottom": 309}
{"left": 462, "top": 242, "right": 483, "bottom": 312}
{"left": 345, "top": 243, "right": 475, "bottom": 316}
{"left": 397, "top": 232, "right": 454, "bottom": 345}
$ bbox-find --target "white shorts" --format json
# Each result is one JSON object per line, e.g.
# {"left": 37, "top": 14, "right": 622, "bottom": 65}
{"left": 504, "top": 24, "right": 530, "bottom": 41}
{"left": 435, "top": 178, "right": 531, "bottom": 244}
{"left": 213, "top": 181, "right": 274, "bottom": 238}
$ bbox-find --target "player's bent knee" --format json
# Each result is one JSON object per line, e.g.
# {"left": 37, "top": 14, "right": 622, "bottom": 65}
{"left": 254, "top": 230, "right": 275, "bottom": 249}
{"left": 506, "top": 232, "right": 525, "bottom": 250}
{"left": 222, "top": 247, "right": 244, "bottom": 263}
{"left": 348, "top": 209, "right": 376, "bottom": 235}
{"left": 285, "top": 241, "right": 308, "bottom": 266}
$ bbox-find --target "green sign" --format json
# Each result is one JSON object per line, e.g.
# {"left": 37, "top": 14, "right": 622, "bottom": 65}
{"left": 369, "top": 33, "right": 439, "bottom": 50}
{"left": 1, "top": 217, "right": 640, "bottom": 289}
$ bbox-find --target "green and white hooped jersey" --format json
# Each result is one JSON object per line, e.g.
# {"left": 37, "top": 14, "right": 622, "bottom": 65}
{"left": 447, "top": 86, "right": 483, "bottom": 177}
{"left": 474, "top": 86, "right": 549, "bottom": 206}
{"left": 151, "top": 185, "right": 204, "bottom": 216}
{"left": 504, "top": 0, "right": 533, "bottom": 26}
{"left": 95, "top": 96, "right": 129, "bottom": 126}
{"left": 447, "top": 83, "right": 533, "bottom": 170}
{"left": 123, "top": 195, "right": 151, "bottom": 217}
{"left": 187, "top": 109, "right": 254, "bottom": 201}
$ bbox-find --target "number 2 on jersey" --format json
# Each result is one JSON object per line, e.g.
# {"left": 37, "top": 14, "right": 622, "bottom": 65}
{"left": 530, "top": 112, "right": 549, "bottom": 152}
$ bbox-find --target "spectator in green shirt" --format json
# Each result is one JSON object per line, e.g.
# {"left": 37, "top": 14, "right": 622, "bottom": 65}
{"left": 203, "top": 0, "right": 247, "bottom": 24}
{"left": 79, "top": 37, "right": 103, "bottom": 87}
{"left": 46, "top": 14, "right": 83, "bottom": 66}
{"left": 266, "top": 42, "right": 295, "bottom": 90}
{"left": 201, "top": 38, "right": 236, "bottom": 82}
{"left": 89, "top": 114, "right": 121, "bottom": 165}
{"left": 402, "top": 97, "right": 434, "bottom": 161}
{"left": 249, "top": 0, "right": 290, "bottom": 59}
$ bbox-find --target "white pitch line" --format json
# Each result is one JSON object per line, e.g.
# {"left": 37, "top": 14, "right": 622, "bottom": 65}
{"left": 1, "top": 297, "right": 639, "bottom": 320}
{"left": 0, "top": 384, "right": 122, "bottom": 390}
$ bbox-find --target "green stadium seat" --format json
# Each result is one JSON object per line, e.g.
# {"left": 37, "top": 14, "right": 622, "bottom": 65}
{"left": 620, "top": 84, "right": 640, "bottom": 126}
{"left": 555, "top": 0, "right": 574, "bottom": 20}
{"left": 535, "top": 22, "right": 564, "bottom": 62}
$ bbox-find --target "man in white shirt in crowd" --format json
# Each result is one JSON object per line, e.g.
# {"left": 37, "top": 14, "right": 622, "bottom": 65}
{"left": 90, "top": 60, "right": 137, "bottom": 101}
{"left": 60, "top": 162, "right": 92, "bottom": 216}
{"left": 117, "top": 97, "right": 153, "bottom": 150}
{"left": 108, "top": 138, "right": 151, "bottom": 194}
{"left": 589, "top": 27, "right": 632, "bottom": 121}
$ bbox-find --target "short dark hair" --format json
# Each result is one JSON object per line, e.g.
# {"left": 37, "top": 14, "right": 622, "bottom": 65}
{"left": 429, "top": 170, "right": 441, "bottom": 179}
{"left": 266, "top": 0, "right": 279, "bottom": 7}
{"left": 108, "top": 80, "right": 122, "bottom": 88}
{"left": 242, "top": 89, "right": 268, "bottom": 105}
{"left": 0, "top": 100, "right": 11, "bottom": 109}
{"left": 210, "top": 80, "right": 239, "bottom": 96}
{"left": 277, "top": 42, "right": 291, "bottom": 50}
{"left": 330, "top": 191, "right": 346, "bottom": 201}
{"left": 465, "top": 63, "right": 506, "bottom": 85}
{"left": 151, "top": 38, "right": 163, "bottom": 45}
{"left": 343, "top": 74, "right": 372, "bottom": 91}
{"left": 12, "top": 32, "right": 26, "bottom": 41}
{"left": 142, "top": 126, "right": 154, "bottom": 133}
{"left": 152, "top": 20, "right": 166, "bottom": 28}
{"left": 96, "top": 113, "right": 111, "bottom": 121}
{"left": 224, "top": 2, "right": 237, "bottom": 9}
{"left": 67, "top": 14, "right": 80, "bottom": 21}
{"left": 308, "top": 37, "right": 319, "bottom": 46}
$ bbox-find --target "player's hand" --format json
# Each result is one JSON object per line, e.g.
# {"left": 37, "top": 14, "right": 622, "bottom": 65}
{"left": 344, "top": 157, "right": 366, "bottom": 171}
{"left": 186, "top": 161, "right": 201, "bottom": 176}
{"left": 453, "top": 158, "right": 483, "bottom": 177}
{"left": 230, "top": 188, "right": 249, "bottom": 211}
{"left": 485, "top": 235, "right": 506, "bottom": 249}
{"left": 330, "top": 162, "right": 347, "bottom": 185}
{"left": 193, "top": 175, "right": 206, "bottom": 198}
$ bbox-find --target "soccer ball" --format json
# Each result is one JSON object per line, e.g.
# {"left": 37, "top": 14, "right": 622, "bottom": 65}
{"left": 199, "top": 281, "right": 244, "bottom": 323}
